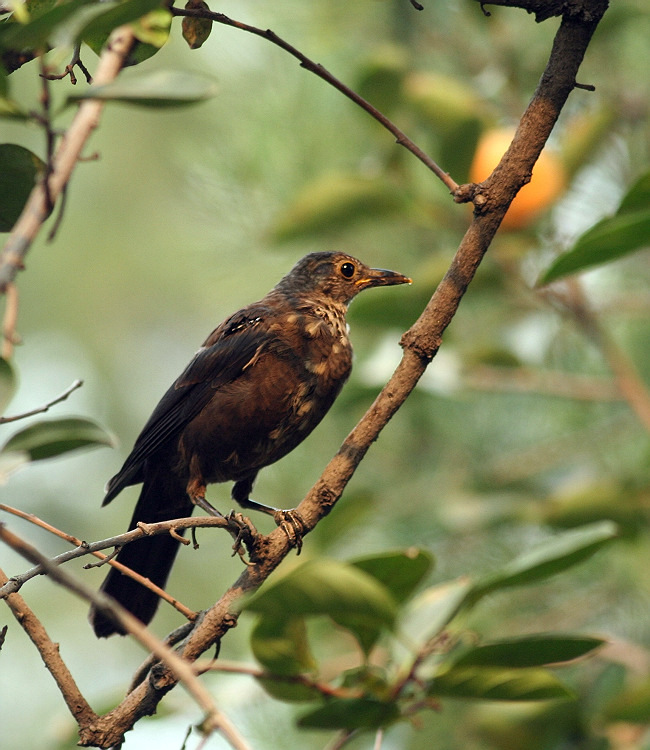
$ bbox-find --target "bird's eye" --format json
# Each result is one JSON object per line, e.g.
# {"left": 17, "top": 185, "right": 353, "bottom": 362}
{"left": 340, "top": 262, "right": 355, "bottom": 278}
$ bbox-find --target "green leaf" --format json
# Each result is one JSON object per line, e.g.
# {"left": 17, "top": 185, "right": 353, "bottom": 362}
{"left": 0, "top": 144, "right": 45, "bottom": 232}
{"left": 618, "top": 171, "right": 650, "bottom": 215}
{"left": 298, "top": 697, "right": 401, "bottom": 730}
{"left": 271, "top": 172, "right": 407, "bottom": 242}
{"left": 468, "top": 522, "right": 618, "bottom": 604}
{"left": 78, "top": 0, "right": 166, "bottom": 42}
{"left": 540, "top": 170, "right": 650, "bottom": 284}
{"left": 0, "top": 357, "right": 17, "bottom": 414}
{"left": 255, "top": 675, "right": 323, "bottom": 704}
{"left": 0, "top": 0, "right": 96, "bottom": 52}
{"left": 350, "top": 548, "right": 434, "bottom": 605}
{"left": 251, "top": 616, "right": 316, "bottom": 677}
{"left": 428, "top": 666, "right": 574, "bottom": 702}
{"left": 451, "top": 635, "right": 605, "bottom": 669}
{"left": 244, "top": 559, "right": 396, "bottom": 625}
{"left": 399, "top": 578, "right": 474, "bottom": 648}
{"left": 541, "top": 210, "right": 650, "bottom": 284}
{"left": 66, "top": 69, "right": 217, "bottom": 107}
{"left": 0, "top": 417, "right": 114, "bottom": 461}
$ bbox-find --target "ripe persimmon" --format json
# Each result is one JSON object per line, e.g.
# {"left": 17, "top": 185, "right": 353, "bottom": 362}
{"left": 470, "top": 128, "right": 566, "bottom": 229}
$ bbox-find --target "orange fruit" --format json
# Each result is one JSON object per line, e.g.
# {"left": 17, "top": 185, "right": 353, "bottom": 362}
{"left": 469, "top": 128, "right": 566, "bottom": 229}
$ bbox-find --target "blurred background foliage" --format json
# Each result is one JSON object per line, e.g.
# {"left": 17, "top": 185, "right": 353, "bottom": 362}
{"left": 1, "top": 0, "right": 650, "bottom": 748}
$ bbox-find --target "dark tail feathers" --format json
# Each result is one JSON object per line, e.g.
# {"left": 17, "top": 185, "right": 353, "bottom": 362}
{"left": 89, "top": 471, "right": 192, "bottom": 637}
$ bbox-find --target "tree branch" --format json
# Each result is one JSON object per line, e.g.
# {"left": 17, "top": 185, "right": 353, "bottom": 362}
{"left": 0, "top": 523, "right": 251, "bottom": 750}
{"left": 0, "top": 26, "right": 136, "bottom": 293}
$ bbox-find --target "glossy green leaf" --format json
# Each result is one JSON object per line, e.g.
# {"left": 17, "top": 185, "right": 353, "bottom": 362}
{"left": 78, "top": 0, "right": 166, "bottom": 42}
{"left": 541, "top": 170, "right": 650, "bottom": 284}
{"left": 468, "top": 521, "right": 618, "bottom": 604}
{"left": 0, "top": 357, "right": 16, "bottom": 414}
{"left": 350, "top": 548, "right": 434, "bottom": 604}
{"left": 451, "top": 635, "right": 605, "bottom": 668}
{"left": 251, "top": 616, "right": 316, "bottom": 677}
{"left": 337, "top": 551, "right": 432, "bottom": 654}
{"left": 271, "top": 173, "right": 406, "bottom": 242}
{"left": 429, "top": 666, "right": 574, "bottom": 701}
{"left": 0, "top": 417, "right": 114, "bottom": 461}
{"left": 66, "top": 70, "right": 217, "bottom": 107}
{"left": 0, "top": 0, "right": 96, "bottom": 51}
{"left": 298, "top": 697, "right": 400, "bottom": 730}
{"left": 541, "top": 210, "right": 650, "bottom": 284}
{"left": 0, "top": 144, "right": 45, "bottom": 231}
{"left": 243, "top": 559, "right": 397, "bottom": 633}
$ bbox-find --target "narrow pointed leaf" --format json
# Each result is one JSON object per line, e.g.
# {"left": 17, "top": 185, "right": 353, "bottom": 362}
{"left": 468, "top": 522, "right": 618, "bottom": 604}
{"left": 541, "top": 210, "right": 650, "bottom": 284}
{"left": 66, "top": 70, "right": 217, "bottom": 107}
{"left": 451, "top": 635, "right": 605, "bottom": 668}
{"left": 0, "top": 417, "right": 114, "bottom": 461}
{"left": 541, "top": 170, "right": 650, "bottom": 284}
{"left": 428, "top": 666, "right": 574, "bottom": 701}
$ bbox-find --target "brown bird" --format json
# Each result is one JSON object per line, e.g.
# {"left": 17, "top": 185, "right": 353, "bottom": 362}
{"left": 90, "top": 251, "right": 410, "bottom": 637}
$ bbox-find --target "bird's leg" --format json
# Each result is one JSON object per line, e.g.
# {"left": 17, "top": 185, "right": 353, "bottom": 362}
{"left": 232, "top": 478, "right": 305, "bottom": 553}
{"left": 186, "top": 477, "right": 224, "bottom": 517}
{"left": 186, "top": 477, "right": 259, "bottom": 561}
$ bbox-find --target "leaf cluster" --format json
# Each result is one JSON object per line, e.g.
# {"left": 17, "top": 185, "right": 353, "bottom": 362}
{"left": 241, "top": 524, "right": 615, "bottom": 735}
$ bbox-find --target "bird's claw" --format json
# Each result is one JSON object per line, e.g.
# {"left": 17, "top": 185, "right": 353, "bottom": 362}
{"left": 273, "top": 509, "right": 305, "bottom": 554}
{"left": 226, "top": 511, "right": 258, "bottom": 565}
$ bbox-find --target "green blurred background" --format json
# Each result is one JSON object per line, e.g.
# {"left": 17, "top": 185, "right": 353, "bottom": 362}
{"left": 1, "top": 0, "right": 650, "bottom": 747}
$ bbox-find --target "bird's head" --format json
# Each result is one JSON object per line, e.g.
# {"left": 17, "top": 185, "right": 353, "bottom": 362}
{"left": 276, "top": 252, "right": 411, "bottom": 306}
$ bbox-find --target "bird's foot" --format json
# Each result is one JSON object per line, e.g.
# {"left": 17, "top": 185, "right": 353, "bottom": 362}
{"left": 273, "top": 509, "right": 305, "bottom": 554}
{"left": 226, "top": 511, "right": 260, "bottom": 565}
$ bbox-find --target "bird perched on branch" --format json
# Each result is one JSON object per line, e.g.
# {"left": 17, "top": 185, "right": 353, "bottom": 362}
{"left": 90, "top": 251, "right": 410, "bottom": 637}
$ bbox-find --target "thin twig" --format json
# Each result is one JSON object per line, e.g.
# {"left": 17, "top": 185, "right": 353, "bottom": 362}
{"left": 0, "top": 26, "right": 137, "bottom": 293}
{"left": 170, "top": 7, "right": 459, "bottom": 194}
{"left": 0, "top": 505, "right": 228, "bottom": 620}
{"left": 0, "top": 379, "right": 83, "bottom": 423}
{"left": 0, "top": 523, "right": 252, "bottom": 750}
{"left": 194, "top": 658, "right": 363, "bottom": 699}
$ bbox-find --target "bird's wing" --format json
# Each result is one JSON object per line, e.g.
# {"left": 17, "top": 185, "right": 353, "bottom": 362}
{"left": 103, "top": 307, "right": 271, "bottom": 504}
